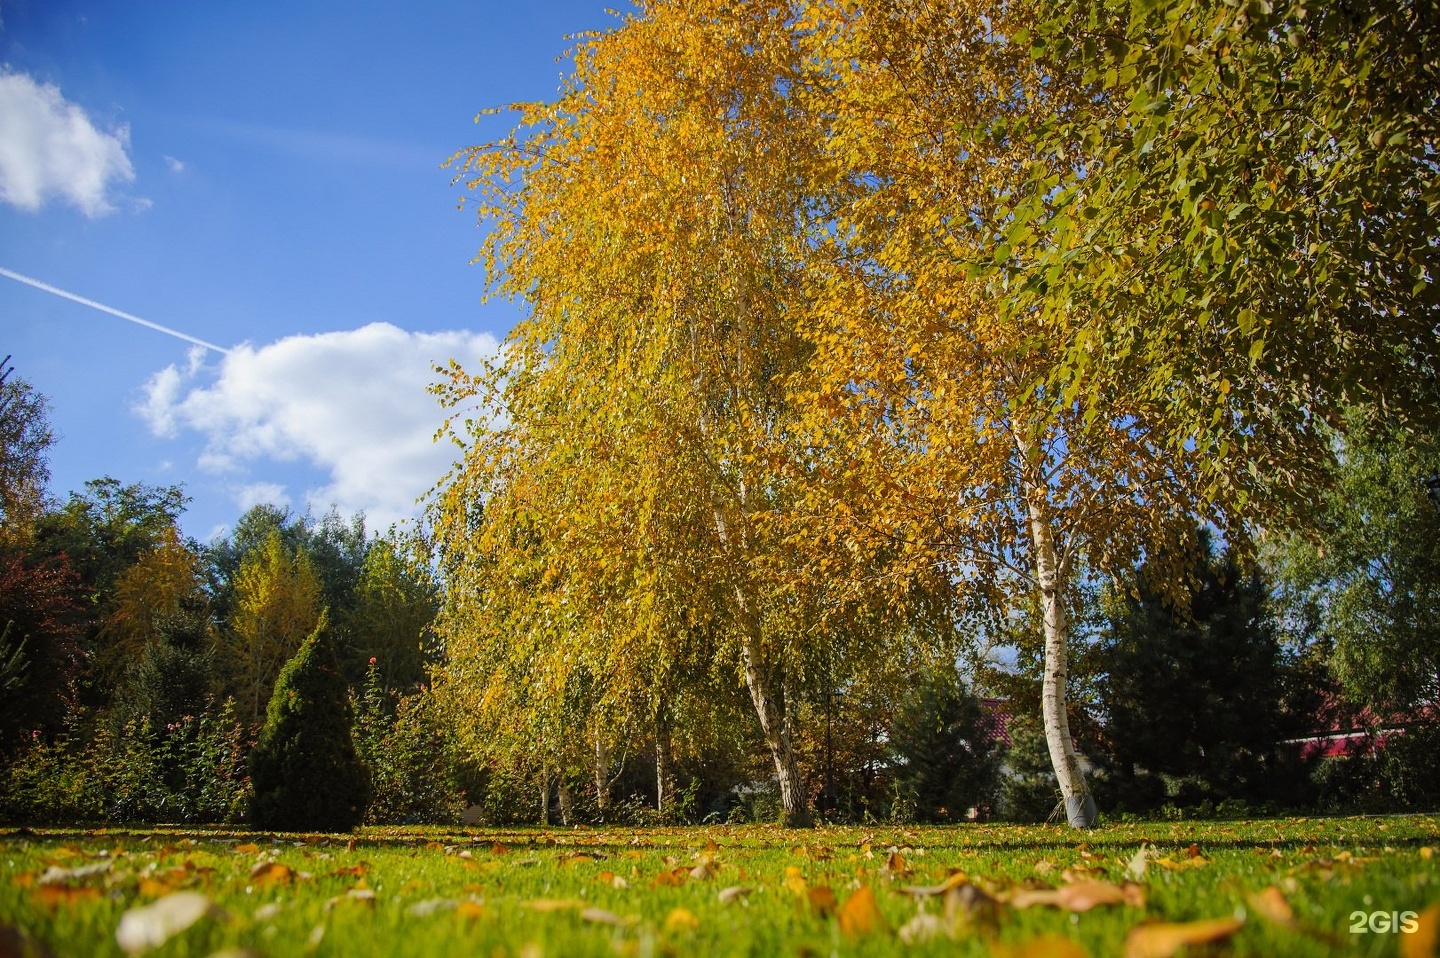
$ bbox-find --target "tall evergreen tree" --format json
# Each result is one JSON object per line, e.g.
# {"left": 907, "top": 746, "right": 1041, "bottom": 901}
{"left": 249, "top": 614, "right": 370, "bottom": 832}
{"left": 889, "top": 666, "right": 1002, "bottom": 822}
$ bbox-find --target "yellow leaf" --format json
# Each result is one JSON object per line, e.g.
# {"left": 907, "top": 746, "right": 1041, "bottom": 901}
{"left": 837, "top": 885, "right": 886, "bottom": 938}
{"left": 663, "top": 908, "right": 700, "bottom": 934}
{"left": 992, "top": 934, "right": 1090, "bottom": 958}
{"left": 1123, "top": 918, "right": 1245, "bottom": 958}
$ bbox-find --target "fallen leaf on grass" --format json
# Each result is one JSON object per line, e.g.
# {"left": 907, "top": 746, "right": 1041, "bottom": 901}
{"left": 690, "top": 859, "right": 719, "bottom": 881}
{"left": 456, "top": 900, "right": 485, "bottom": 921}
{"left": 38, "top": 861, "right": 111, "bottom": 885}
{"left": 32, "top": 885, "right": 102, "bottom": 908}
{"left": 1151, "top": 855, "right": 1209, "bottom": 872}
{"left": 897, "top": 911, "right": 950, "bottom": 944}
{"left": 115, "top": 891, "right": 220, "bottom": 954}
{"left": 1011, "top": 881, "right": 1144, "bottom": 912}
{"left": 327, "top": 863, "right": 367, "bottom": 879}
{"left": 1122, "top": 918, "right": 1244, "bottom": 958}
{"left": 807, "top": 886, "right": 838, "bottom": 917}
{"left": 899, "top": 871, "right": 970, "bottom": 898}
{"left": 1401, "top": 904, "right": 1440, "bottom": 958}
{"left": 1245, "top": 886, "right": 1294, "bottom": 926}
{"left": 783, "top": 866, "right": 808, "bottom": 896}
{"left": 559, "top": 853, "right": 595, "bottom": 867}
{"left": 651, "top": 867, "right": 689, "bottom": 888}
{"left": 663, "top": 908, "right": 700, "bottom": 933}
{"left": 885, "top": 852, "right": 911, "bottom": 877}
{"left": 323, "top": 888, "right": 375, "bottom": 911}
{"left": 837, "top": 885, "right": 887, "bottom": 938}
{"left": 249, "top": 861, "right": 295, "bottom": 885}
{"left": 524, "top": 898, "right": 583, "bottom": 913}
{"left": 234, "top": 843, "right": 260, "bottom": 855}
{"left": 718, "top": 885, "right": 752, "bottom": 905}
{"left": 597, "top": 870, "right": 629, "bottom": 889}
{"left": 581, "top": 907, "right": 629, "bottom": 927}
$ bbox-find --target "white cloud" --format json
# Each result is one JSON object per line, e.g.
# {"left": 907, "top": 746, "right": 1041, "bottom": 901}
{"left": 0, "top": 69, "right": 136, "bottom": 216}
{"left": 234, "top": 481, "right": 290, "bottom": 513}
{"left": 138, "top": 322, "right": 500, "bottom": 530}
{"left": 164, "top": 155, "right": 185, "bottom": 174}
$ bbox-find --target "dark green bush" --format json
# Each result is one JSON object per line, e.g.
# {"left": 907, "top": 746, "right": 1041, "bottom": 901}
{"left": 249, "top": 615, "right": 370, "bottom": 831}
{"left": 889, "top": 666, "right": 1002, "bottom": 822}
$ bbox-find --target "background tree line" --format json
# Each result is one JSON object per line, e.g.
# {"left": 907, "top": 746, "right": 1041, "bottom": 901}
{"left": 4, "top": 0, "right": 1437, "bottom": 828}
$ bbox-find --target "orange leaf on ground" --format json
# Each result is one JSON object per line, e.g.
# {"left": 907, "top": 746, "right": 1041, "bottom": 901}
{"left": 1246, "top": 886, "right": 1294, "bottom": 926}
{"left": 234, "top": 843, "right": 260, "bottom": 854}
{"left": 651, "top": 867, "right": 688, "bottom": 888}
{"left": 249, "top": 862, "right": 294, "bottom": 886}
{"left": 33, "top": 885, "right": 102, "bottom": 908}
{"left": 1123, "top": 918, "right": 1245, "bottom": 958}
{"left": 837, "top": 885, "right": 887, "bottom": 938}
{"left": 1401, "top": 904, "right": 1440, "bottom": 958}
{"left": 807, "top": 886, "right": 838, "bottom": 917}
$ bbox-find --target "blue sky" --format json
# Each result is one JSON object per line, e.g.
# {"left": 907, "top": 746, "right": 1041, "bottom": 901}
{"left": 1, "top": 0, "right": 618, "bottom": 541}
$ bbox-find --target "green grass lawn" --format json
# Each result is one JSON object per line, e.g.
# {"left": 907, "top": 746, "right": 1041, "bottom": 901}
{"left": 2, "top": 816, "right": 1437, "bottom": 957}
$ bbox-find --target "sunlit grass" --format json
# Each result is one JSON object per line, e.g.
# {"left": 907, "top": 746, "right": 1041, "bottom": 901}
{"left": 2, "top": 816, "right": 1436, "bottom": 956}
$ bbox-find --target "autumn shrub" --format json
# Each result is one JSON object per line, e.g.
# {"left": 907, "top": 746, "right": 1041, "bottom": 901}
{"left": 249, "top": 616, "right": 370, "bottom": 831}
{"left": 352, "top": 661, "right": 463, "bottom": 825}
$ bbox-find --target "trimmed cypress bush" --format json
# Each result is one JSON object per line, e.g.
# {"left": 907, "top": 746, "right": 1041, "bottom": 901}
{"left": 248, "top": 614, "right": 370, "bottom": 831}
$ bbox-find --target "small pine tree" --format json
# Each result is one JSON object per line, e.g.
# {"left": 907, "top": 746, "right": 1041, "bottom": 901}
{"left": 248, "top": 613, "right": 370, "bottom": 831}
{"left": 890, "top": 667, "right": 1002, "bottom": 822}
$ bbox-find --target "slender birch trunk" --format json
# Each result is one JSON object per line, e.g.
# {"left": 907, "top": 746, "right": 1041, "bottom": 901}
{"left": 655, "top": 704, "right": 677, "bottom": 819}
{"left": 538, "top": 768, "right": 550, "bottom": 826}
{"left": 1026, "top": 496, "right": 1097, "bottom": 828}
{"left": 593, "top": 736, "right": 610, "bottom": 821}
{"left": 557, "top": 779, "right": 574, "bottom": 826}
{"left": 736, "top": 623, "right": 811, "bottom": 827}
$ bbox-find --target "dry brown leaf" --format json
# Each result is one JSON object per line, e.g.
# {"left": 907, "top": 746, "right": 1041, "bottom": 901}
{"left": 690, "top": 860, "right": 719, "bottom": 881}
{"left": 886, "top": 852, "right": 910, "bottom": 877}
{"left": 1123, "top": 918, "right": 1244, "bottom": 958}
{"left": 1401, "top": 904, "right": 1440, "bottom": 958}
{"left": 327, "top": 864, "right": 367, "bottom": 879}
{"left": 234, "top": 844, "right": 260, "bottom": 855}
{"left": 837, "top": 885, "right": 887, "bottom": 938}
{"left": 663, "top": 908, "right": 700, "bottom": 934}
{"left": 455, "top": 900, "right": 485, "bottom": 921}
{"left": 490, "top": 842, "right": 511, "bottom": 856}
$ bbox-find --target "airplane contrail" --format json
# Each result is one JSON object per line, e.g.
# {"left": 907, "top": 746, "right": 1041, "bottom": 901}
{"left": 1, "top": 266, "right": 232, "bottom": 356}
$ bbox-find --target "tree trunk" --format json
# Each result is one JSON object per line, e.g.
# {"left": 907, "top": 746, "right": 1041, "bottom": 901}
{"left": 557, "top": 779, "right": 574, "bottom": 826}
{"left": 655, "top": 706, "right": 677, "bottom": 820}
{"left": 593, "top": 736, "right": 610, "bottom": 821}
{"left": 737, "top": 616, "right": 812, "bottom": 827}
{"left": 538, "top": 768, "right": 550, "bottom": 826}
{"left": 1027, "top": 497, "right": 1097, "bottom": 828}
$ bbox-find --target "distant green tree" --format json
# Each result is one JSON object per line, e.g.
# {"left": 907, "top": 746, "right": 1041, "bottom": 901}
{"left": 889, "top": 666, "right": 1002, "bottom": 822}
{"left": 248, "top": 614, "right": 370, "bottom": 831}
{"left": 0, "top": 357, "right": 54, "bottom": 541}
{"left": 1098, "top": 531, "right": 1311, "bottom": 808}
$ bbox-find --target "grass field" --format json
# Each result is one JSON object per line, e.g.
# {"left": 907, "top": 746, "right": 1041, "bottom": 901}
{"left": 2, "top": 816, "right": 1437, "bottom": 957}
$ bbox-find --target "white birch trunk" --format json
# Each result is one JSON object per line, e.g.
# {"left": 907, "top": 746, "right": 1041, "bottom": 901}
{"left": 1026, "top": 497, "right": 1097, "bottom": 828}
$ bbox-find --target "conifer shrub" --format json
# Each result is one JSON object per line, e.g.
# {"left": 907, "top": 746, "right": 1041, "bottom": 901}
{"left": 248, "top": 614, "right": 370, "bottom": 831}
